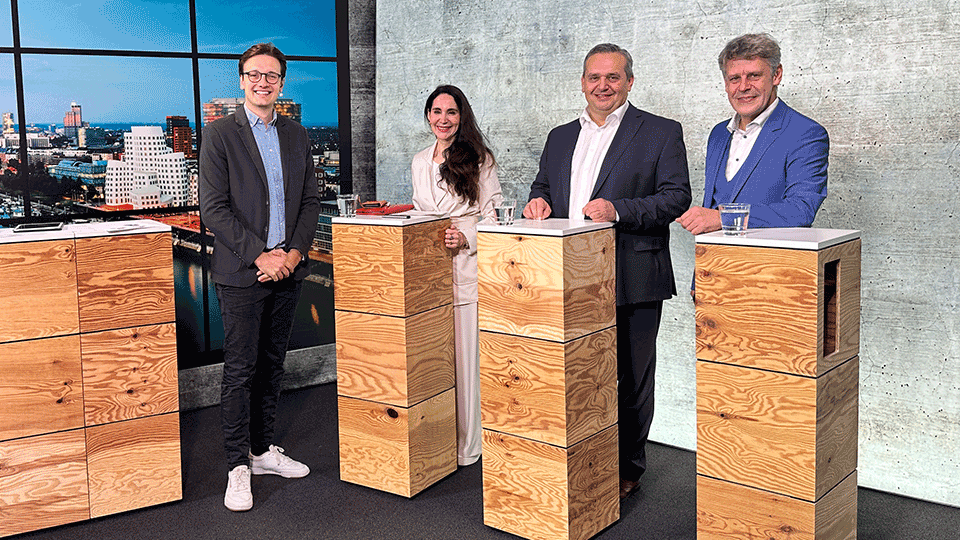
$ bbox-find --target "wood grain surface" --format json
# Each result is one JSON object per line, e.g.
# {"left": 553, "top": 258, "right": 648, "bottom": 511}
{"left": 0, "top": 335, "right": 83, "bottom": 441}
{"left": 696, "top": 240, "right": 861, "bottom": 376}
{"left": 85, "top": 412, "right": 182, "bottom": 518}
{"left": 80, "top": 323, "right": 179, "bottom": 426}
{"left": 482, "top": 425, "right": 618, "bottom": 540}
{"left": 336, "top": 304, "right": 455, "bottom": 407}
{"left": 76, "top": 233, "right": 175, "bottom": 333}
{"left": 478, "top": 229, "right": 615, "bottom": 343}
{"left": 479, "top": 328, "right": 617, "bottom": 447}
{"left": 696, "top": 244, "right": 820, "bottom": 375}
{"left": 0, "top": 239, "right": 79, "bottom": 342}
{"left": 565, "top": 425, "right": 619, "bottom": 540}
{"left": 333, "top": 220, "right": 452, "bottom": 317}
{"left": 697, "top": 358, "right": 858, "bottom": 502}
{"left": 697, "top": 360, "right": 818, "bottom": 500}
{"left": 818, "top": 240, "right": 861, "bottom": 374}
{"left": 815, "top": 357, "right": 859, "bottom": 499}
{"left": 697, "top": 471, "right": 857, "bottom": 540}
{"left": 0, "top": 429, "right": 89, "bottom": 537}
{"left": 338, "top": 388, "right": 456, "bottom": 497}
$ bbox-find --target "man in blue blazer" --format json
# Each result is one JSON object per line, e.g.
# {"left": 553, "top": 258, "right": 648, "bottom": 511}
{"left": 199, "top": 43, "right": 320, "bottom": 512}
{"left": 677, "top": 33, "right": 828, "bottom": 235}
{"left": 523, "top": 44, "right": 691, "bottom": 499}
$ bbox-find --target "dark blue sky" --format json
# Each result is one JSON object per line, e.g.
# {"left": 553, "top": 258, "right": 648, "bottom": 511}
{"left": 1, "top": 0, "right": 338, "bottom": 126}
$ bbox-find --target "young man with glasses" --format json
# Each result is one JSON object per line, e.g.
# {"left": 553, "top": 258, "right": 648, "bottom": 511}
{"left": 199, "top": 43, "right": 320, "bottom": 512}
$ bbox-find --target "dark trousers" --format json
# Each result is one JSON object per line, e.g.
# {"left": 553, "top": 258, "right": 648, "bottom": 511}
{"left": 216, "top": 278, "right": 303, "bottom": 470}
{"left": 616, "top": 300, "right": 663, "bottom": 482}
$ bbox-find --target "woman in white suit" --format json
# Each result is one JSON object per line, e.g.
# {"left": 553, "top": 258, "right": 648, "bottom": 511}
{"left": 411, "top": 85, "right": 503, "bottom": 466}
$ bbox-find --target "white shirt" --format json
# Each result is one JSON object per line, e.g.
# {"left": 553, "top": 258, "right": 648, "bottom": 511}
{"left": 725, "top": 97, "right": 779, "bottom": 181}
{"left": 569, "top": 100, "right": 629, "bottom": 219}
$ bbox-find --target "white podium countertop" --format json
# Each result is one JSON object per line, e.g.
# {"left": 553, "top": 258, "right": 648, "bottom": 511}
{"left": 478, "top": 218, "right": 614, "bottom": 237}
{"left": 332, "top": 213, "right": 445, "bottom": 227}
{"left": 0, "top": 219, "right": 170, "bottom": 244}
{"left": 695, "top": 227, "right": 861, "bottom": 250}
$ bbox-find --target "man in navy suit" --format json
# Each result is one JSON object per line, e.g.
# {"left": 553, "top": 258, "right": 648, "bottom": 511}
{"left": 523, "top": 43, "right": 691, "bottom": 499}
{"left": 199, "top": 43, "right": 320, "bottom": 512}
{"left": 677, "top": 33, "right": 828, "bottom": 236}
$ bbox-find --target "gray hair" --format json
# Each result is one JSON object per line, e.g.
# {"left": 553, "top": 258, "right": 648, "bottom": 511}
{"left": 717, "top": 33, "right": 781, "bottom": 75}
{"left": 583, "top": 43, "right": 634, "bottom": 80}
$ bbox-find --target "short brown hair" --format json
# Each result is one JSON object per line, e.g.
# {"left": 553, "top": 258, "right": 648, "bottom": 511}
{"left": 239, "top": 43, "right": 287, "bottom": 78}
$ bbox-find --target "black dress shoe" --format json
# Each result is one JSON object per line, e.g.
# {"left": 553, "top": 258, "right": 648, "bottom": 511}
{"left": 619, "top": 478, "right": 640, "bottom": 499}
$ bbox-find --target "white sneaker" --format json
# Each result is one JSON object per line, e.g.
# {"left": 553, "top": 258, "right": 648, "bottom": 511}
{"left": 224, "top": 465, "right": 253, "bottom": 512}
{"left": 249, "top": 445, "right": 310, "bottom": 478}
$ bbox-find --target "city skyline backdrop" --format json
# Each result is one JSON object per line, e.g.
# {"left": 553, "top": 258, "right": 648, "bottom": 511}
{"left": 0, "top": 0, "right": 339, "bottom": 127}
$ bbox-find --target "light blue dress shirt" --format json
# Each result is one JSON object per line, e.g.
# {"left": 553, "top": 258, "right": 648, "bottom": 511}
{"left": 244, "top": 105, "right": 285, "bottom": 249}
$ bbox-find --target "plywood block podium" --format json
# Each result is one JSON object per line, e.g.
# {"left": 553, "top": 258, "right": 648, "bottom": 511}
{"left": 695, "top": 228, "right": 861, "bottom": 540}
{"left": 333, "top": 214, "right": 456, "bottom": 497}
{"left": 478, "top": 218, "right": 619, "bottom": 540}
{"left": 0, "top": 220, "right": 181, "bottom": 538}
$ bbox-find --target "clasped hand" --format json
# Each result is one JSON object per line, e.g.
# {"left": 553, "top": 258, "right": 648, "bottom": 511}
{"left": 256, "top": 248, "right": 301, "bottom": 282}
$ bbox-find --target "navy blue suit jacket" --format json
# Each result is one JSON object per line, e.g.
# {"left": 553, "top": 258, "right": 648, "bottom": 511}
{"left": 704, "top": 100, "right": 828, "bottom": 227}
{"left": 529, "top": 103, "right": 692, "bottom": 305}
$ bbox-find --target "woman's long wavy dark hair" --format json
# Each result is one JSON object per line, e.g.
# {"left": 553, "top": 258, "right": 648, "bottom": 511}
{"left": 424, "top": 85, "right": 495, "bottom": 206}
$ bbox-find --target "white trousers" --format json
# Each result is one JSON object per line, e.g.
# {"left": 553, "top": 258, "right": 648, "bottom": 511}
{"left": 454, "top": 301, "right": 482, "bottom": 465}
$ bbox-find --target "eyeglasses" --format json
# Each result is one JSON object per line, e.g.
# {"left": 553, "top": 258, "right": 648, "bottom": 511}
{"left": 243, "top": 70, "right": 282, "bottom": 84}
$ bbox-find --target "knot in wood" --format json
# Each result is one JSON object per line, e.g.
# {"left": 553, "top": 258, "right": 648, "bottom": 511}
{"left": 515, "top": 282, "right": 523, "bottom": 290}
{"left": 386, "top": 408, "right": 399, "bottom": 419}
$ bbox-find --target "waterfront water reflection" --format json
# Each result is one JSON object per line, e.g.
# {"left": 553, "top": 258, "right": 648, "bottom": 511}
{"left": 173, "top": 245, "right": 335, "bottom": 369}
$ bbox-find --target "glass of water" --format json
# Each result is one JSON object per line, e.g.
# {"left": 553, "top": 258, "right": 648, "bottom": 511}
{"left": 718, "top": 203, "right": 750, "bottom": 236}
{"left": 494, "top": 199, "right": 516, "bottom": 226}
{"left": 337, "top": 194, "right": 359, "bottom": 217}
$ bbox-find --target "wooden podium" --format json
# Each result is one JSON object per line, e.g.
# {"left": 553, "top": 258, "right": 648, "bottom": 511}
{"left": 477, "top": 218, "right": 619, "bottom": 540}
{"left": 0, "top": 220, "right": 181, "bottom": 538}
{"left": 695, "top": 228, "right": 861, "bottom": 540}
{"left": 333, "top": 214, "right": 457, "bottom": 497}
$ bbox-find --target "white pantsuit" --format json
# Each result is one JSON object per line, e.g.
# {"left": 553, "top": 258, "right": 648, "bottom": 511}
{"left": 411, "top": 142, "right": 502, "bottom": 466}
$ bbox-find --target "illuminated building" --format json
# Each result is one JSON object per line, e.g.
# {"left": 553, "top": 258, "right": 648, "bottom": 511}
{"left": 203, "top": 98, "right": 302, "bottom": 125}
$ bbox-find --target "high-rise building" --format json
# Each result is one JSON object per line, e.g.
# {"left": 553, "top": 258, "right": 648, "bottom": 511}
{"left": 78, "top": 127, "right": 107, "bottom": 148}
{"left": 104, "top": 126, "right": 189, "bottom": 209}
{"left": 2, "top": 112, "right": 14, "bottom": 134}
{"left": 203, "top": 98, "right": 303, "bottom": 125}
{"left": 64, "top": 102, "right": 82, "bottom": 140}
{"left": 165, "top": 115, "right": 195, "bottom": 159}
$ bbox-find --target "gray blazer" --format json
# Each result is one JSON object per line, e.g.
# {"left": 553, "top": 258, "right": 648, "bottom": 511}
{"left": 199, "top": 108, "right": 320, "bottom": 287}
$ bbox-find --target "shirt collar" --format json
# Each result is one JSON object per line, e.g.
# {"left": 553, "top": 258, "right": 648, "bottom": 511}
{"left": 580, "top": 100, "right": 630, "bottom": 129}
{"left": 726, "top": 97, "right": 779, "bottom": 133}
{"left": 244, "top": 103, "right": 277, "bottom": 128}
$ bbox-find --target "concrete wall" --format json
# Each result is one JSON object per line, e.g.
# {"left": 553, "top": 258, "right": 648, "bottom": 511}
{"left": 373, "top": 0, "right": 960, "bottom": 506}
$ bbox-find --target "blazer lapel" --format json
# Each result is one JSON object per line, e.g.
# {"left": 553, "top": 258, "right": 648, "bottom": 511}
{"left": 555, "top": 127, "right": 578, "bottom": 217}
{"left": 728, "top": 100, "right": 786, "bottom": 201}
{"left": 704, "top": 130, "right": 732, "bottom": 207}
{"left": 276, "top": 115, "right": 292, "bottom": 191}
{"left": 235, "top": 108, "right": 270, "bottom": 191}
{"left": 592, "top": 103, "right": 642, "bottom": 198}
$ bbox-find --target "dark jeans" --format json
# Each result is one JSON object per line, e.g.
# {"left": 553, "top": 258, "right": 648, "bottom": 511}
{"left": 216, "top": 278, "right": 303, "bottom": 470}
{"left": 616, "top": 300, "right": 663, "bottom": 482}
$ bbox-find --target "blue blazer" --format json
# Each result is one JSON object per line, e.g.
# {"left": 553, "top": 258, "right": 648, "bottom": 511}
{"left": 529, "top": 103, "right": 691, "bottom": 304}
{"left": 704, "top": 100, "right": 828, "bottom": 228}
